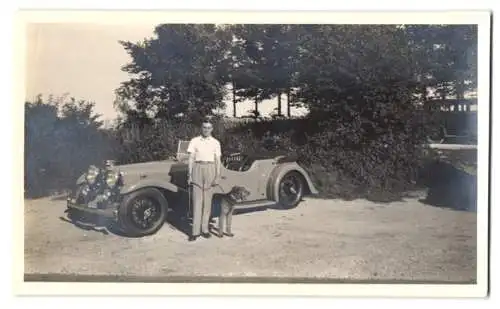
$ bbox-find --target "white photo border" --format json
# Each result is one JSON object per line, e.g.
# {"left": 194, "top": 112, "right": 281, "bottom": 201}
{"left": 10, "top": 9, "right": 491, "bottom": 299}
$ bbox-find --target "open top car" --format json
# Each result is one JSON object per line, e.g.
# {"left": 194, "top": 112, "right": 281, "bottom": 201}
{"left": 66, "top": 141, "right": 319, "bottom": 237}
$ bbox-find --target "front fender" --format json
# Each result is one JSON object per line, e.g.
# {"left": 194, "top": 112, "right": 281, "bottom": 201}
{"left": 267, "top": 162, "right": 319, "bottom": 201}
{"left": 120, "top": 179, "right": 183, "bottom": 195}
{"left": 76, "top": 174, "right": 86, "bottom": 185}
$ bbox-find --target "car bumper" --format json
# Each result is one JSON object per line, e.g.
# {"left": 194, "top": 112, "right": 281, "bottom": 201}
{"left": 66, "top": 198, "right": 119, "bottom": 220}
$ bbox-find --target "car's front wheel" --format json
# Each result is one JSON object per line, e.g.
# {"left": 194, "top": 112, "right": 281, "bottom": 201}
{"left": 276, "top": 171, "right": 304, "bottom": 210}
{"left": 118, "top": 188, "right": 168, "bottom": 237}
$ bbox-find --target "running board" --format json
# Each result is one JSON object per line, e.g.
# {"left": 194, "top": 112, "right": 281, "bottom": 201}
{"left": 234, "top": 200, "right": 276, "bottom": 210}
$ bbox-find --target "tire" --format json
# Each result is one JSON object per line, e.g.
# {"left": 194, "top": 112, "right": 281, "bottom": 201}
{"left": 427, "top": 126, "right": 446, "bottom": 144}
{"left": 276, "top": 171, "right": 305, "bottom": 210}
{"left": 118, "top": 187, "right": 168, "bottom": 237}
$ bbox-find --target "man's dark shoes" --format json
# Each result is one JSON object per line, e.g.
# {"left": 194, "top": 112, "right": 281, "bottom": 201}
{"left": 188, "top": 235, "right": 199, "bottom": 242}
{"left": 224, "top": 232, "right": 234, "bottom": 237}
{"left": 202, "top": 232, "right": 211, "bottom": 239}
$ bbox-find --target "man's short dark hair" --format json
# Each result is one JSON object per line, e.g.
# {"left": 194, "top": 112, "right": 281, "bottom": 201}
{"left": 201, "top": 117, "right": 212, "bottom": 126}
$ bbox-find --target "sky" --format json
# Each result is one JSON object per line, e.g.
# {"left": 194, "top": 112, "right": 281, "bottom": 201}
{"left": 25, "top": 23, "right": 307, "bottom": 124}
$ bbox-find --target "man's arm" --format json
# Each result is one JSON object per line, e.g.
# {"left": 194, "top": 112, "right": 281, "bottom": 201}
{"left": 188, "top": 153, "right": 195, "bottom": 183}
{"left": 214, "top": 141, "right": 222, "bottom": 179}
{"left": 187, "top": 139, "right": 195, "bottom": 184}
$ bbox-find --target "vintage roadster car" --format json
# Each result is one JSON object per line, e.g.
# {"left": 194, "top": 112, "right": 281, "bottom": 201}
{"left": 66, "top": 141, "right": 318, "bottom": 237}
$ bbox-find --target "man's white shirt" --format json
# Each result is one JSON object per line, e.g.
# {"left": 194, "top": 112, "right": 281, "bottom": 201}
{"left": 187, "top": 136, "right": 222, "bottom": 162}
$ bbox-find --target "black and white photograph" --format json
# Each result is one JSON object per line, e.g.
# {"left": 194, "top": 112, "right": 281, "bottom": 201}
{"left": 14, "top": 10, "right": 490, "bottom": 297}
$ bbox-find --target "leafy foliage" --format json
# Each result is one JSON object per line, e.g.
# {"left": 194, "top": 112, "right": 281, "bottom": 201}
{"left": 24, "top": 95, "right": 114, "bottom": 197}
{"left": 405, "top": 25, "right": 477, "bottom": 101}
{"left": 229, "top": 25, "right": 302, "bottom": 115}
{"left": 116, "top": 24, "right": 232, "bottom": 123}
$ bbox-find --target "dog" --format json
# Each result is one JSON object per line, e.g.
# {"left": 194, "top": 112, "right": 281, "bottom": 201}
{"left": 217, "top": 186, "right": 250, "bottom": 238}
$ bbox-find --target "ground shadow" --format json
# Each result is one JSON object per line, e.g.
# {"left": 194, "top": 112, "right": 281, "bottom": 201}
{"left": 307, "top": 182, "right": 414, "bottom": 204}
{"left": 419, "top": 197, "right": 476, "bottom": 212}
{"left": 165, "top": 209, "right": 192, "bottom": 237}
{"left": 418, "top": 160, "right": 477, "bottom": 212}
{"left": 364, "top": 192, "right": 406, "bottom": 204}
{"left": 58, "top": 214, "right": 110, "bottom": 236}
{"left": 59, "top": 209, "right": 133, "bottom": 237}
{"left": 306, "top": 190, "right": 416, "bottom": 205}
{"left": 59, "top": 199, "right": 273, "bottom": 239}
{"left": 306, "top": 159, "right": 477, "bottom": 212}
{"left": 235, "top": 206, "right": 270, "bottom": 214}
{"left": 211, "top": 195, "right": 269, "bottom": 215}
{"left": 166, "top": 199, "right": 269, "bottom": 237}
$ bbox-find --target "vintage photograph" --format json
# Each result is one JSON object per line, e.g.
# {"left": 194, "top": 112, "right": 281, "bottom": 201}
{"left": 18, "top": 11, "right": 489, "bottom": 296}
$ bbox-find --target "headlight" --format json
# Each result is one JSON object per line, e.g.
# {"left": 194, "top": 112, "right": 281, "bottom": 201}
{"left": 105, "top": 171, "right": 120, "bottom": 187}
{"left": 85, "top": 165, "right": 100, "bottom": 185}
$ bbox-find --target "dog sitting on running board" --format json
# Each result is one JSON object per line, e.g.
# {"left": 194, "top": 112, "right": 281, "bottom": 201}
{"left": 216, "top": 186, "right": 250, "bottom": 238}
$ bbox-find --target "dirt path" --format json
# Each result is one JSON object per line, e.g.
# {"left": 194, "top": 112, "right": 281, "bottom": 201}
{"left": 23, "top": 193, "right": 476, "bottom": 282}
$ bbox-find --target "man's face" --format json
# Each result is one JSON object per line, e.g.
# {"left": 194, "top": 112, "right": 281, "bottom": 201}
{"left": 201, "top": 123, "right": 213, "bottom": 137}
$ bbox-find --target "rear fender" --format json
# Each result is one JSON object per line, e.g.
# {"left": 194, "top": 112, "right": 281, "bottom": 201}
{"left": 267, "top": 162, "right": 319, "bottom": 201}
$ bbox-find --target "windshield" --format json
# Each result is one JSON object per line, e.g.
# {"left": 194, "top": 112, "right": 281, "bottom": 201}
{"left": 176, "top": 140, "right": 190, "bottom": 162}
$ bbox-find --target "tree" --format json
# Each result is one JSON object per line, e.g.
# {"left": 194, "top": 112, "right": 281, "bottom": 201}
{"left": 226, "top": 25, "right": 266, "bottom": 117}
{"left": 230, "top": 24, "right": 302, "bottom": 117}
{"left": 288, "top": 25, "right": 428, "bottom": 191}
{"left": 25, "top": 95, "right": 111, "bottom": 197}
{"left": 433, "top": 25, "right": 477, "bottom": 109}
{"left": 295, "top": 25, "right": 421, "bottom": 113}
{"left": 116, "top": 24, "right": 232, "bottom": 122}
{"left": 405, "top": 25, "right": 477, "bottom": 109}
{"left": 109, "top": 23, "right": 477, "bottom": 196}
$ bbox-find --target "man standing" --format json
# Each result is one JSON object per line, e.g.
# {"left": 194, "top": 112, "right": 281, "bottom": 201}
{"left": 187, "top": 120, "right": 222, "bottom": 241}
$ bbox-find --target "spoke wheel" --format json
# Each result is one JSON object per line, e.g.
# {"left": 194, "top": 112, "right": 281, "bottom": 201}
{"left": 129, "top": 197, "right": 162, "bottom": 230}
{"left": 118, "top": 188, "right": 168, "bottom": 237}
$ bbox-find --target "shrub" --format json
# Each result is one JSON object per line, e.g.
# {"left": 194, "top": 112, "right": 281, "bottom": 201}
{"left": 25, "top": 98, "right": 432, "bottom": 202}
{"left": 110, "top": 113, "right": 427, "bottom": 202}
{"left": 24, "top": 96, "right": 114, "bottom": 197}
{"left": 112, "top": 118, "right": 265, "bottom": 164}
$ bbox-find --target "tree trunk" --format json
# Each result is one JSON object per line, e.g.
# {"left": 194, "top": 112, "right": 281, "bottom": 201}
{"left": 254, "top": 96, "right": 259, "bottom": 116}
{"left": 421, "top": 84, "right": 427, "bottom": 101}
{"left": 456, "top": 80, "right": 465, "bottom": 100}
{"left": 232, "top": 80, "right": 237, "bottom": 118}
{"left": 455, "top": 79, "right": 465, "bottom": 112}
{"left": 286, "top": 89, "right": 291, "bottom": 117}
{"left": 440, "top": 90, "right": 446, "bottom": 111}
{"left": 277, "top": 91, "right": 282, "bottom": 116}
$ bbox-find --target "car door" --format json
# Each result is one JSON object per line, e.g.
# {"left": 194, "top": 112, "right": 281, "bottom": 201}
{"left": 218, "top": 159, "right": 275, "bottom": 201}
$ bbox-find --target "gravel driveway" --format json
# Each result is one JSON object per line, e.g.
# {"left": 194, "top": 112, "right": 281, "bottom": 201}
{"left": 24, "top": 192, "right": 476, "bottom": 283}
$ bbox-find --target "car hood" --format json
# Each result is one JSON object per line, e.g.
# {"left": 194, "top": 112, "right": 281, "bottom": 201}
{"left": 112, "top": 160, "right": 187, "bottom": 175}
{"left": 75, "top": 159, "right": 189, "bottom": 188}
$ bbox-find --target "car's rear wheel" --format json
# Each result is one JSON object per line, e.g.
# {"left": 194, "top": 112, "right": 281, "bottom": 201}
{"left": 427, "top": 126, "right": 446, "bottom": 144}
{"left": 118, "top": 188, "right": 168, "bottom": 237}
{"left": 276, "top": 171, "right": 304, "bottom": 210}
